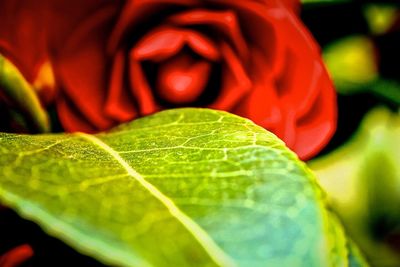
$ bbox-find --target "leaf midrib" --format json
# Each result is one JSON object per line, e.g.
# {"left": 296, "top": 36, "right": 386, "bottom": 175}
{"left": 77, "top": 132, "right": 236, "bottom": 267}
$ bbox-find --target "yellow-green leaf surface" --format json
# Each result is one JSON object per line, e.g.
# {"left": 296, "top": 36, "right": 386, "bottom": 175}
{"left": 0, "top": 108, "right": 355, "bottom": 266}
{"left": 347, "top": 240, "right": 369, "bottom": 267}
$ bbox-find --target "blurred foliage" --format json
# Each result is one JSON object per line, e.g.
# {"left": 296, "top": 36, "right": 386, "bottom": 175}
{"left": 303, "top": 2, "right": 400, "bottom": 266}
{"left": 310, "top": 107, "right": 400, "bottom": 267}
{"left": 363, "top": 4, "right": 398, "bottom": 35}
{"left": 323, "top": 35, "right": 400, "bottom": 105}
{"left": 302, "top": 0, "right": 400, "bottom": 155}
{"left": 317, "top": 2, "right": 400, "bottom": 105}
{"left": 0, "top": 54, "right": 50, "bottom": 133}
{"left": 324, "top": 35, "right": 378, "bottom": 92}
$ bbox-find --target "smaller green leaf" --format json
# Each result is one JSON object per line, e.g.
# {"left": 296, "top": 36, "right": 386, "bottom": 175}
{"left": 0, "top": 53, "right": 50, "bottom": 132}
{"left": 363, "top": 4, "right": 398, "bottom": 35}
{"left": 323, "top": 35, "right": 378, "bottom": 93}
{"left": 310, "top": 106, "right": 400, "bottom": 267}
{"left": 368, "top": 79, "right": 400, "bottom": 106}
{"left": 323, "top": 34, "right": 400, "bottom": 105}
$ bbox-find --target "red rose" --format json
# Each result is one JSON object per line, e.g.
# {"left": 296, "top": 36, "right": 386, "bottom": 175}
{"left": 0, "top": 0, "right": 102, "bottom": 132}
{"left": 0, "top": 0, "right": 336, "bottom": 160}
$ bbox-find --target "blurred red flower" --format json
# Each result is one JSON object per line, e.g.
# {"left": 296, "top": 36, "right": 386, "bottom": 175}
{"left": 0, "top": 0, "right": 336, "bottom": 160}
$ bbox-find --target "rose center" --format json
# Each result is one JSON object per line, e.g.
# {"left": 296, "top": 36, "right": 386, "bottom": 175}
{"left": 156, "top": 53, "right": 211, "bottom": 104}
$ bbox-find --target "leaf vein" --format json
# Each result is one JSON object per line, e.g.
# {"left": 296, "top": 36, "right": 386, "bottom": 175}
{"left": 77, "top": 132, "right": 236, "bottom": 267}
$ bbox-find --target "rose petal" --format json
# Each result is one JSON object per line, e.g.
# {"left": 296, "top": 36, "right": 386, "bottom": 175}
{"left": 133, "top": 27, "right": 186, "bottom": 62}
{"left": 272, "top": 16, "right": 328, "bottom": 120}
{"left": 214, "top": 0, "right": 287, "bottom": 72}
{"left": 293, "top": 76, "right": 336, "bottom": 160}
{"left": 0, "top": 244, "right": 33, "bottom": 267}
{"left": 276, "top": 52, "right": 322, "bottom": 119}
{"left": 57, "top": 96, "right": 97, "bottom": 133}
{"left": 237, "top": 47, "right": 335, "bottom": 160}
{"left": 233, "top": 48, "right": 283, "bottom": 136}
{"left": 0, "top": 1, "right": 48, "bottom": 82}
{"left": 129, "top": 54, "right": 160, "bottom": 115}
{"left": 209, "top": 43, "right": 251, "bottom": 110}
{"left": 0, "top": 0, "right": 113, "bottom": 83}
{"left": 271, "top": 9, "right": 336, "bottom": 158}
{"left": 44, "top": 0, "right": 123, "bottom": 48}
{"left": 185, "top": 31, "right": 220, "bottom": 61}
{"left": 217, "top": 0, "right": 336, "bottom": 159}
{"left": 108, "top": 0, "right": 200, "bottom": 54}
{"left": 105, "top": 51, "right": 138, "bottom": 122}
{"left": 157, "top": 53, "right": 211, "bottom": 104}
{"left": 133, "top": 27, "right": 219, "bottom": 62}
{"left": 276, "top": 0, "right": 300, "bottom": 14}
{"left": 54, "top": 6, "right": 118, "bottom": 131}
{"left": 169, "top": 9, "right": 249, "bottom": 60}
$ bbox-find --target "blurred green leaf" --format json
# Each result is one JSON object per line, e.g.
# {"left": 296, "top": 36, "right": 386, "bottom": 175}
{"left": 369, "top": 79, "right": 400, "bottom": 106}
{"left": 323, "top": 35, "right": 378, "bottom": 93}
{"left": 363, "top": 4, "right": 398, "bottom": 35}
{"left": 0, "top": 108, "right": 364, "bottom": 266}
{"left": 323, "top": 35, "right": 400, "bottom": 106}
{"left": 0, "top": 54, "right": 50, "bottom": 132}
{"left": 310, "top": 106, "right": 400, "bottom": 267}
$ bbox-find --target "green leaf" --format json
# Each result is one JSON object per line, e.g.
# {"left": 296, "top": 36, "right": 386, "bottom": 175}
{"left": 323, "top": 35, "right": 378, "bottom": 93}
{"left": 363, "top": 4, "right": 399, "bottom": 35}
{"left": 347, "top": 239, "right": 369, "bottom": 267}
{"left": 323, "top": 34, "right": 400, "bottom": 105}
{"left": 0, "top": 53, "right": 50, "bottom": 132}
{"left": 368, "top": 79, "right": 400, "bottom": 106}
{"left": 0, "top": 108, "right": 359, "bottom": 267}
{"left": 310, "top": 106, "right": 400, "bottom": 267}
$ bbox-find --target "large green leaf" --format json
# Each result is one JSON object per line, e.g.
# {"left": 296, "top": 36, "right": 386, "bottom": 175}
{"left": 0, "top": 108, "right": 359, "bottom": 266}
